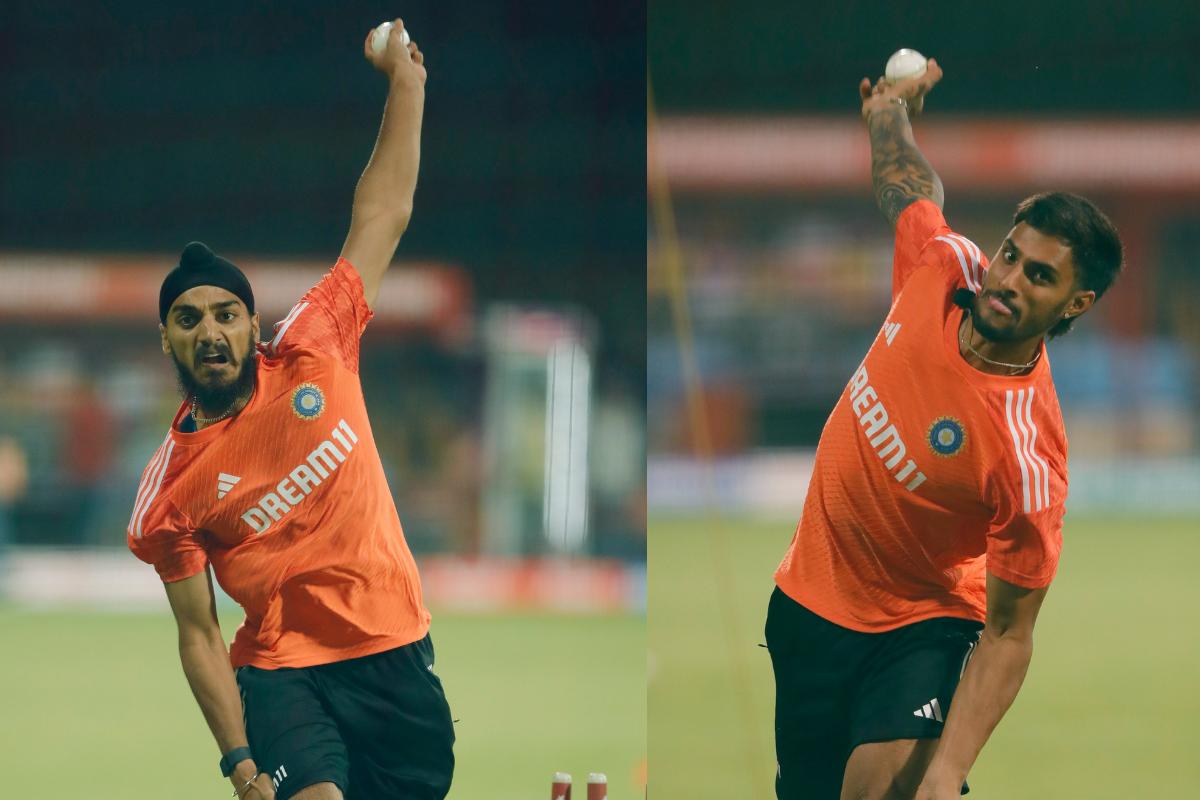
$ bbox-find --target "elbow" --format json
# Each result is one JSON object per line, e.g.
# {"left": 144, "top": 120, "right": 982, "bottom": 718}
{"left": 352, "top": 201, "right": 412, "bottom": 235}
{"left": 981, "top": 622, "right": 1035, "bottom": 657}
{"left": 177, "top": 623, "right": 224, "bottom": 654}
{"left": 393, "top": 209, "right": 412, "bottom": 235}
{"left": 384, "top": 202, "right": 413, "bottom": 232}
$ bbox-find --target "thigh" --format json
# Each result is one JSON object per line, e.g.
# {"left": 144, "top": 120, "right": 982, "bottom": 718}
{"left": 849, "top": 617, "right": 981, "bottom": 750}
{"left": 841, "top": 738, "right": 938, "bottom": 800}
{"left": 842, "top": 617, "right": 982, "bottom": 798}
{"left": 316, "top": 635, "right": 455, "bottom": 800}
{"left": 766, "top": 587, "right": 868, "bottom": 800}
{"left": 236, "top": 665, "right": 350, "bottom": 800}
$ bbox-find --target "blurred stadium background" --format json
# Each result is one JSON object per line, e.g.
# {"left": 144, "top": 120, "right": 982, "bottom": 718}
{"left": 648, "top": 2, "right": 1200, "bottom": 798}
{"left": 0, "top": 2, "right": 644, "bottom": 798}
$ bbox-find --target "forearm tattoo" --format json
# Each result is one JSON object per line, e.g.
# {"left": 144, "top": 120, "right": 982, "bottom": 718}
{"left": 868, "top": 106, "right": 945, "bottom": 226}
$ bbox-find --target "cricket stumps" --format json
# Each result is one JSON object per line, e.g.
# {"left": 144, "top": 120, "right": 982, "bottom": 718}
{"left": 551, "top": 771, "right": 608, "bottom": 800}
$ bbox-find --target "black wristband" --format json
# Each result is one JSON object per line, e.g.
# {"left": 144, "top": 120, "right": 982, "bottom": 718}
{"left": 219, "top": 746, "right": 254, "bottom": 778}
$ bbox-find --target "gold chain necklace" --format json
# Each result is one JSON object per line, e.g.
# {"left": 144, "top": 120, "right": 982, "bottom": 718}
{"left": 190, "top": 398, "right": 239, "bottom": 425}
{"left": 959, "top": 316, "right": 1041, "bottom": 375}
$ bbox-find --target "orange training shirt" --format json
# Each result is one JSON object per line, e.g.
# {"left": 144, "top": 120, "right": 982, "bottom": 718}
{"left": 127, "top": 259, "right": 430, "bottom": 668}
{"left": 775, "top": 200, "right": 1068, "bottom": 632}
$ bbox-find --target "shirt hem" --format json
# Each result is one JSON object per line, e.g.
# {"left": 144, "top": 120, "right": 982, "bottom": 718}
{"left": 774, "top": 578, "right": 985, "bottom": 634}
{"left": 984, "top": 563, "right": 1056, "bottom": 590}
{"left": 158, "top": 559, "right": 208, "bottom": 584}
{"left": 231, "top": 624, "right": 431, "bottom": 670}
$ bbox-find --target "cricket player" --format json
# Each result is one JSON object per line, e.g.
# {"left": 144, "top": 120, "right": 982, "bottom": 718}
{"left": 126, "top": 21, "right": 452, "bottom": 800}
{"left": 766, "top": 59, "right": 1124, "bottom": 799}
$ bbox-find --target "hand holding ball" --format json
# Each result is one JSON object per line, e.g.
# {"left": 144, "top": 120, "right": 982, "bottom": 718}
{"left": 885, "top": 49, "right": 927, "bottom": 84}
{"left": 860, "top": 49, "right": 939, "bottom": 118}
{"left": 371, "top": 21, "right": 411, "bottom": 56}
{"left": 364, "top": 18, "right": 425, "bottom": 85}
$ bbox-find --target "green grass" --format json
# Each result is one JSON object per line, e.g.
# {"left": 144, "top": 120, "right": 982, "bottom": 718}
{"left": 649, "top": 515, "right": 1200, "bottom": 799}
{"left": 0, "top": 608, "right": 645, "bottom": 799}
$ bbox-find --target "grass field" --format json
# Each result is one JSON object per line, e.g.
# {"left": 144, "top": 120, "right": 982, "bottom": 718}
{"left": 0, "top": 608, "right": 645, "bottom": 799}
{"left": 649, "top": 515, "right": 1200, "bottom": 799}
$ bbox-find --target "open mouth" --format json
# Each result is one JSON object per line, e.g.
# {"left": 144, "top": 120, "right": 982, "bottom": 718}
{"left": 199, "top": 353, "right": 230, "bottom": 367}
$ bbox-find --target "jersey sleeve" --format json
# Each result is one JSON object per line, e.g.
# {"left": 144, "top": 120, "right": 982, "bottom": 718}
{"left": 984, "top": 393, "right": 1068, "bottom": 589}
{"left": 127, "top": 495, "right": 208, "bottom": 583}
{"left": 266, "top": 258, "right": 375, "bottom": 372}
{"left": 892, "top": 199, "right": 989, "bottom": 302}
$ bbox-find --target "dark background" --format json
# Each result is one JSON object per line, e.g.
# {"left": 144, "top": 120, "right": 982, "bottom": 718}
{"left": 1, "top": 1, "right": 647, "bottom": 560}
{"left": 3, "top": 0, "right": 646, "bottom": 376}
{"left": 651, "top": 0, "right": 1200, "bottom": 114}
{"left": 0, "top": 9, "right": 647, "bottom": 794}
{"left": 648, "top": 0, "right": 1200, "bottom": 454}
{"left": 647, "top": 5, "right": 1200, "bottom": 797}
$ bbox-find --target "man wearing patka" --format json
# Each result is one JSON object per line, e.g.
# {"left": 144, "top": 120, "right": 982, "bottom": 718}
{"left": 126, "top": 20, "right": 452, "bottom": 800}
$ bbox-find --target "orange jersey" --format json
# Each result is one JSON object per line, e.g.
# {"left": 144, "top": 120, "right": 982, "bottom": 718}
{"left": 127, "top": 259, "right": 430, "bottom": 668}
{"left": 775, "top": 200, "right": 1067, "bottom": 632}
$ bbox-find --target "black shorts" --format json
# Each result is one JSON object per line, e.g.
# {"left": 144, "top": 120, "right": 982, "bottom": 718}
{"left": 236, "top": 634, "right": 455, "bottom": 800}
{"left": 765, "top": 587, "right": 982, "bottom": 800}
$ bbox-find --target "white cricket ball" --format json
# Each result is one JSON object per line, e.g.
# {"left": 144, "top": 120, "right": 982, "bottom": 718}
{"left": 371, "top": 21, "right": 411, "bottom": 56}
{"left": 885, "top": 48, "right": 927, "bottom": 84}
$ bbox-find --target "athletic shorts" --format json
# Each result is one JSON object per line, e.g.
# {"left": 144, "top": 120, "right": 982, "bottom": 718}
{"left": 765, "top": 587, "right": 982, "bottom": 800}
{"left": 236, "top": 634, "right": 455, "bottom": 800}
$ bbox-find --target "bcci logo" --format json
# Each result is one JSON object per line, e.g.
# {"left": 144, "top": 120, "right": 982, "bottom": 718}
{"left": 927, "top": 416, "right": 966, "bottom": 457}
{"left": 291, "top": 383, "right": 325, "bottom": 420}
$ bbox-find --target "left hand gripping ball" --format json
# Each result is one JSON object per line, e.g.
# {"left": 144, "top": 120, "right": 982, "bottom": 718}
{"left": 371, "top": 21, "right": 411, "bottom": 56}
{"left": 885, "top": 48, "right": 927, "bottom": 84}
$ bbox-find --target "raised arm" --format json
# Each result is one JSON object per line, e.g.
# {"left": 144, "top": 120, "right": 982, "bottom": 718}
{"left": 916, "top": 572, "right": 1048, "bottom": 799}
{"left": 340, "top": 19, "right": 427, "bottom": 311}
{"left": 165, "top": 569, "right": 274, "bottom": 799}
{"left": 859, "top": 59, "right": 945, "bottom": 227}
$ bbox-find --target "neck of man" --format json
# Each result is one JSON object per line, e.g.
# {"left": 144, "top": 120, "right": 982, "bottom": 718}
{"left": 957, "top": 313, "right": 1042, "bottom": 376}
{"left": 193, "top": 388, "right": 254, "bottom": 430}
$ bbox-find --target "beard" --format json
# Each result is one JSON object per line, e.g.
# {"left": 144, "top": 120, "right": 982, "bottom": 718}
{"left": 965, "top": 290, "right": 1025, "bottom": 343}
{"left": 172, "top": 339, "right": 258, "bottom": 413}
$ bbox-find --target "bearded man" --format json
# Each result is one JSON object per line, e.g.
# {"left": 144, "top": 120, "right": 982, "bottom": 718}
{"left": 766, "top": 58, "right": 1124, "bottom": 800}
{"left": 126, "top": 21, "right": 452, "bottom": 800}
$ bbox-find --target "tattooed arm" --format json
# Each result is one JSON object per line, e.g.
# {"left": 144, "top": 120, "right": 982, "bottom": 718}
{"left": 858, "top": 58, "right": 945, "bottom": 227}
{"left": 866, "top": 105, "right": 944, "bottom": 225}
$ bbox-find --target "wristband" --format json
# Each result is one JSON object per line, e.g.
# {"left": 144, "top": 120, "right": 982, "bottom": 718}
{"left": 219, "top": 746, "right": 254, "bottom": 778}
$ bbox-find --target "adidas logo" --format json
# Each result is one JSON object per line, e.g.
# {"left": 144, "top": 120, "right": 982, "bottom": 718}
{"left": 913, "top": 697, "right": 944, "bottom": 722}
{"left": 883, "top": 321, "right": 901, "bottom": 345}
{"left": 217, "top": 472, "right": 241, "bottom": 500}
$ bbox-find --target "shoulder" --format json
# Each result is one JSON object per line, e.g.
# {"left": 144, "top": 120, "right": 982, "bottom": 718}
{"left": 127, "top": 488, "right": 204, "bottom": 576}
{"left": 305, "top": 258, "right": 370, "bottom": 316}
{"left": 894, "top": 200, "right": 989, "bottom": 293}
{"left": 896, "top": 198, "right": 949, "bottom": 241}
{"left": 126, "top": 442, "right": 207, "bottom": 582}
{"left": 264, "top": 259, "right": 373, "bottom": 367}
{"left": 127, "top": 433, "right": 188, "bottom": 540}
{"left": 928, "top": 231, "right": 987, "bottom": 293}
{"left": 988, "top": 382, "right": 1067, "bottom": 514}
{"left": 1006, "top": 379, "right": 1066, "bottom": 453}
{"left": 897, "top": 203, "right": 988, "bottom": 287}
